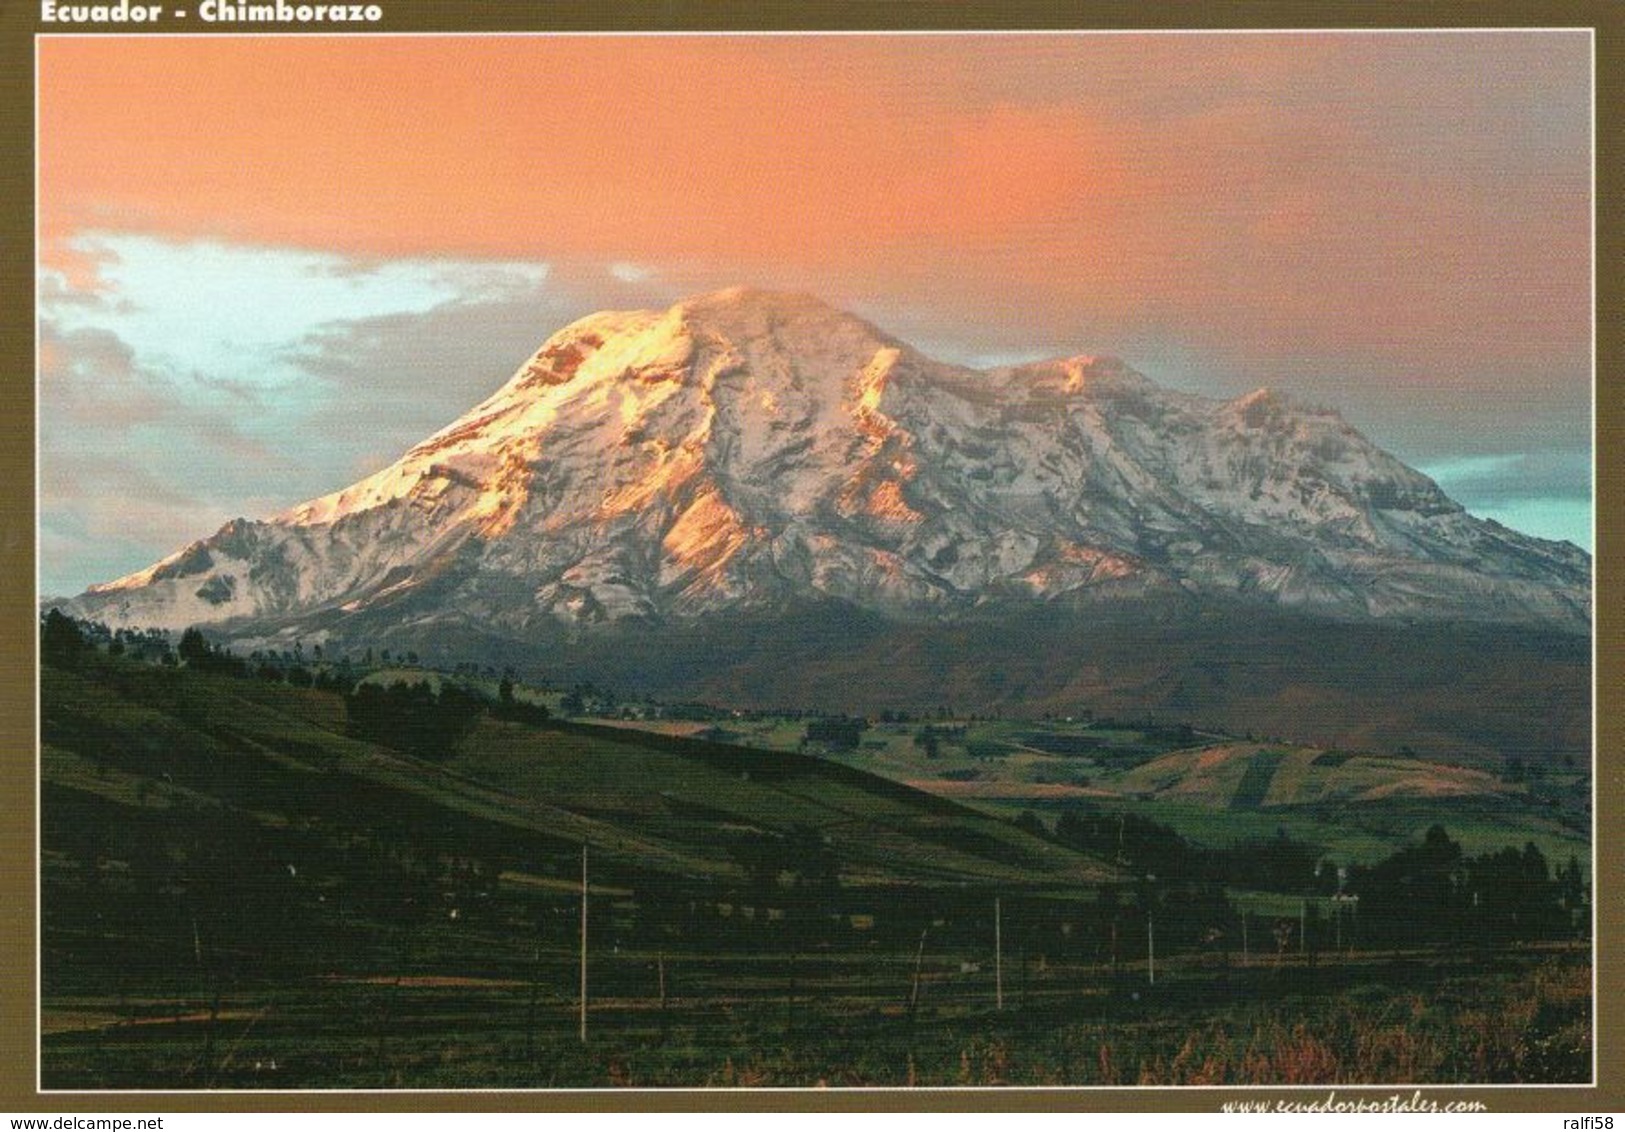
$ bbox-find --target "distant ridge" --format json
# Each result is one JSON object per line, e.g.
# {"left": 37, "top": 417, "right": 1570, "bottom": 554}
{"left": 61, "top": 287, "right": 1589, "bottom": 641}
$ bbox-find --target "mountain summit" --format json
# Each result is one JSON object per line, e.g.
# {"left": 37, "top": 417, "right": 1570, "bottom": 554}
{"left": 64, "top": 288, "right": 1590, "bottom": 640}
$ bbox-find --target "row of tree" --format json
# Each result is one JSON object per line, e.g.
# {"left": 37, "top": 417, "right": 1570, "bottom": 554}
{"left": 1028, "top": 803, "right": 1586, "bottom": 948}
{"left": 43, "top": 611, "right": 551, "bottom": 761}
{"left": 42, "top": 612, "right": 1588, "bottom": 952}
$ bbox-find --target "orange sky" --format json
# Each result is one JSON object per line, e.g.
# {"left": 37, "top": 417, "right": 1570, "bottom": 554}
{"left": 36, "top": 33, "right": 1594, "bottom": 588}
{"left": 40, "top": 34, "right": 1588, "bottom": 368}
{"left": 39, "top": 38, "right": 1138, "bottom": 286}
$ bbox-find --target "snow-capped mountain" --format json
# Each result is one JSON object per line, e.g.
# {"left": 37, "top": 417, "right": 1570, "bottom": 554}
{"left": 60, "top": 287, "right": 1591, "bottom": 639}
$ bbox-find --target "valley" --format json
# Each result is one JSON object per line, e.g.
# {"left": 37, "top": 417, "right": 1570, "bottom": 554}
{"left": 38, "top": 289, "right": 1594, "bottom": 1090}
{"left": 518, "top": 681, "right": 1590, "bottom": 872}
{"left": 39, "top": 630, "right": 1592, "bottom": 1088}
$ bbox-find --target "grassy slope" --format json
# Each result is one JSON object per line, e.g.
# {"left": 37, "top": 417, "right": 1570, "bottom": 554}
{"left": 41, "top": 655, "right": 1121, "bottom": 893}
{"left": 574, "top": 708, "right": 1589, "bottom": 866}
{"left": 39, "top": 656, "right": 1593, "bottom": 1089}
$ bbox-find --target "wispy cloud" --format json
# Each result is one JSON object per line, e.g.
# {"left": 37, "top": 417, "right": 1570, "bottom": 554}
{"left": 283, "top": 290, "right": 580, "bottom": 468}
{"left": 37, "top": 221, "right": 1593, "bottom": 591}
{"left": 1419, "top": 450, "right": 1591, "bottom": 505}
{"left": 1419, "top": 450, "right": 1592, "bottom": 550}
{"left": 38, "top": 234, "right": 558, "bottom": 594}
{"left": 608, "top": 261, "right": 656, "bottom": 284}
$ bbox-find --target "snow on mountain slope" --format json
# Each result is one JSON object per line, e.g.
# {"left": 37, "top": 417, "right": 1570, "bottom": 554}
{"left": 63, "top": 287, "right": 1591, "bottom": 637}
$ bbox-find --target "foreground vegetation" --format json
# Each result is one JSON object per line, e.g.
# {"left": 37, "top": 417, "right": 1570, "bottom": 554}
{"left": 43, "top": 948, "right": 1590, "bottom": 1089}
{"left": 39, "top": 613, "right": 1593, "bottom": 1088}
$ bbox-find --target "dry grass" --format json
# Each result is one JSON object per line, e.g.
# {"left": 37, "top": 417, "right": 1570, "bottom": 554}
{"left": 1101, "top": 959, "right": 1591, "bottom": 1086}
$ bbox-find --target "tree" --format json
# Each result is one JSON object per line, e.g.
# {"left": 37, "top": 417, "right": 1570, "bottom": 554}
{"left": 1054, "top": 805, "right": 1207, "bottom": 880}
{"left": 1558, "top": 854, "right": 1586, "bottom": 912}
{"left": 1348, "top": 825, "right": 1466, "bottom": 947}
{"left": 806, "top": 718, "right": 865, "bottom": 750}
{"left": 178, "top": 627, "right": 212, "bottom": 667}
{"left": 914, "top": 725, "right": 941, "bottom": 759}
{"left": 40, "top": 610, "right": 86, "bottom": 668}
{"left": 1215, "top": 832, "right": 1324, "bottom": 894}
{"left": 345, "top": 680, "right": 483, "bottom": 760}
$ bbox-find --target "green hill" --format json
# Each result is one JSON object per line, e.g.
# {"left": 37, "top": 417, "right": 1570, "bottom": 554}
{"left": 37, "top": 652, "right": 1591, "bottom": 1090}
{"left": 41, "top": 654, "right": 1122, "bottom": 939}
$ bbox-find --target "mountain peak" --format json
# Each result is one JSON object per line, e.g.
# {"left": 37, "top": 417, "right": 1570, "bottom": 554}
{"left": 673, "top": 286, "right": 900, "bottom": 356}
{"left": 57, "top": 290, "right": 1590, "bottom": 637}
{"left": 992, "top": 352, "right": 1150, "bottom": 401}
{"left": 682, "top": 285, "right": 834, "bottom": 315}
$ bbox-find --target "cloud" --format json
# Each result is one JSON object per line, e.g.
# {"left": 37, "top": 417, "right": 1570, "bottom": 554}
{"left": 39, "top": 269, "right": 112, "bottom": 311}
{"left": 36, "top": 37, "right": 1589, "bottom": 509}
{"left": 1419, "top": 450, "right": 1591, "bottom": 506}
{"left": 38, "top": 321, "right": 165, "bottom": 425}
{"left": 37, "top": 233, "right": 560, "bottom": 594}
{"left": 42, "top": 234, "right": 551, "bottom": 388}
{"left": 37, "top": 32, "right": 1594, "bottom": 595}
{"left": 38, "top": 451, "right": 285, "bottom": 597}
{"left": 283, "top": 290, "right": 579, "bottom": 476}
{"left": 1418, "top": 450, "right": 1591, "bottom": 551}
{"left": 39, "top": 379, "right": 292, "bottom": 594}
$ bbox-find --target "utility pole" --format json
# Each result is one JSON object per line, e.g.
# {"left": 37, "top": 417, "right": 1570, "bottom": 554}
{"left": 1300, "top": 899, "right": 1307, "bottom": 957}
{"left": 1147, "top": 906, "right": 1155, "bottom": 986}
{"left": 1241, "top": 909, "right": 1249, "bottom": 966}
{"left": 1144, "top": 874, "right": 1157, "bottom": 986}
{"left": 995, "top": 897, "right": 1004, "bottom": 1010}
{"left": 579, "top": 844, "right": 588, "bottom": 1044}
{"left": 657, "top": 950, "right": 669, "bottom": 1039}
{"left": 525, "top": 941, "right": 541, "bottom": 1067}
{"left": 908, "top": 926, "right": 929, "bottom": 1025}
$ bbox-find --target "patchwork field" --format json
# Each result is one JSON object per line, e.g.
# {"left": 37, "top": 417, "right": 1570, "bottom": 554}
{"left": 40, "top": 650, "right": 1592, "bottom": 1089}
{"left": 576, "top": 708, "right": 1589, "bottom": 869}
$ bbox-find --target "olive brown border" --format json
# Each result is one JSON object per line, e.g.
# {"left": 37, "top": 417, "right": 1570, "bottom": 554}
{"left": 0, "top": 0, "right": 1617, "bottom": 1114}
